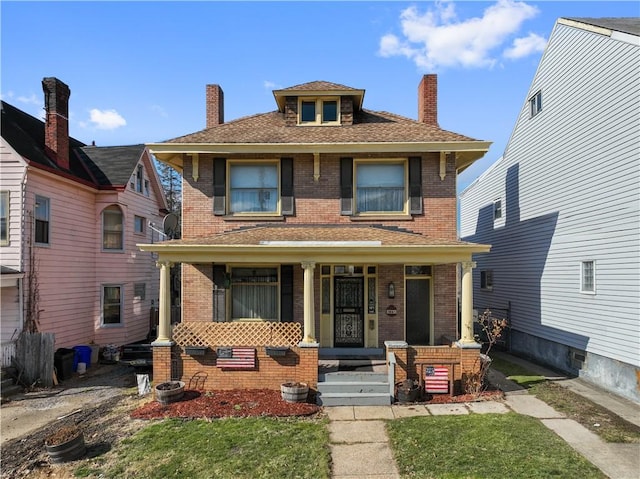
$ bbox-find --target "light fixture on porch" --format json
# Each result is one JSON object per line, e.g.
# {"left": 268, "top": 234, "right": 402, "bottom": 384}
{"left": 388, "top": 282, "right": 395, "bottom": 298}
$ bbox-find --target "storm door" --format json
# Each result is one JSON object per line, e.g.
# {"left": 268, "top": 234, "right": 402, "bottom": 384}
{"left": 334, "top": 277, "right": 364, "bottom": 347}
{"left": 406, "top": 278, "right": 431, "bottom": 345}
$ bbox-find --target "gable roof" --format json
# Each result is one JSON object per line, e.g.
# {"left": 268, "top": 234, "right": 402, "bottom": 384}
{"left": 563, "top": 17, "right": 640, "bottom": 36}
{"left": 1, "top": 100, "right": 146, "bottom": 189}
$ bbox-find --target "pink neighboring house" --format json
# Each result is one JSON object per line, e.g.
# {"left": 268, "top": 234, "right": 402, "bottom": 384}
{"left": 0, "top": 77, "right": 168, "bottom": 366}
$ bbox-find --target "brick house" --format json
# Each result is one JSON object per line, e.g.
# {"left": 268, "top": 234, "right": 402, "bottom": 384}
{"left": 141, "top": 76, "right": 491, "bottom": 404}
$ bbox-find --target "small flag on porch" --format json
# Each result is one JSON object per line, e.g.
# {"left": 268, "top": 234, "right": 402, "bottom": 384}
{"left": 424, "top": 365, "right": 449, "bottom": 394}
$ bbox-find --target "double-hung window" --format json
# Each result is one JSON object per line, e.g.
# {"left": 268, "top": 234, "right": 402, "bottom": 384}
{"left": 530, "top": 91, "right": 542, "bottom": 117}
{"left": 135, "top": 165, "right": 143, "bottom": 193}
{"left": 102, "top": 285, "right": 122, "bottom": 325}
{"left": 299, "top": 98, "right": 339, "bottom": 125}
{"left": 35, "top": 195, "right": 50, "bottom": 245}
{"left": 231, "top": 267, "right": 278, "bottom": 320}
{"left": 229, "top": 162, "right": 278, "bottom": 214}
{"left": 355, "top": 161, "right": 406, "bottom": 213}
{"left": 134, "top": 215, "right": 146, "bottom": 235}
{"left": 103, "top": 205, "right": 123, "bottom": 250}
{"left": 0, "top": 191, "right": 8, "bottom": 245}
{"left": 480, "top": 270, "right": 493, "bottom": 291}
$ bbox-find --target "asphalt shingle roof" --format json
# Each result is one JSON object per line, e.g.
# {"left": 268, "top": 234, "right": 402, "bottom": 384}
{"left": 1, "top": 100, "right": 145, "bottom": 188}
{"left": 565, "top": 17, "right": 640, "bottom": 36}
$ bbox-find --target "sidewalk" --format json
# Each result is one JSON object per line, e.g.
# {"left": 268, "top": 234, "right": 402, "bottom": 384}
{"left": 326, "top": 353, "right": 640, "bottom": 479}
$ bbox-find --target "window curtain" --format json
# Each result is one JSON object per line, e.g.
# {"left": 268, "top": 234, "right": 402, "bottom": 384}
{"left": 232, "top": 285, "right": 277, "bottom": 320}
{"left": 356, "top": 164, "right": 404, "bottom": 212}
{"left": 230, "top": 164, "right": 277, "bottom": 212}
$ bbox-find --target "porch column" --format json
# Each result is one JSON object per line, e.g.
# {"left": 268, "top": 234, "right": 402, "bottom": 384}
{"left": 460, "top": 261, "right": 477, "bottom": 344}
{"left": 301, "top": 261, "right": 316, "bottom": 343}
{"left": 156, "top": 260, "right": 173, "bottom": 343}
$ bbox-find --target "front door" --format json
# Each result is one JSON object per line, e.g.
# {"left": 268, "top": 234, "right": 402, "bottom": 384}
{"left": 406, "top": 278, "right": 431, "bottom": 344}
{"left": 334, "top": 277, "right": 364, "bottom": 347}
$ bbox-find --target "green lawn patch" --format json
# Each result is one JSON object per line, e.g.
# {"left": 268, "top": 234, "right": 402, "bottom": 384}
{"left": 88, "top": 417, "right": 330, "bottom": 479}
{"left": 387, "top": 413, "right": 606, "bottom": 479}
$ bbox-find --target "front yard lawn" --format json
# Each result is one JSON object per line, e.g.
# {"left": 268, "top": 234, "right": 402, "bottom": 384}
{"left": 78, "top": 417, "right": 330, "bottom": 479}
{"left": 387, "top": 413, "right": 607, "bottom": 479}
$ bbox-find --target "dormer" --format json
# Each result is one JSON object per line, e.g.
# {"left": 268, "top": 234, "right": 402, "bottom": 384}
{"left": 273, "top": 81, "right": 365, "bottom": 127}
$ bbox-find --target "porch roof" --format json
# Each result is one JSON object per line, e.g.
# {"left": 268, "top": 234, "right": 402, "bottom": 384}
{"left": 138, "top": 224, "right": 490, "bottom": 264}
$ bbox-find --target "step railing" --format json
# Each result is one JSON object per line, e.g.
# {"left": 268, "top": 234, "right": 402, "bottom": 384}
{"left": 387, "top": 351, "right": 396, "bottom": 400}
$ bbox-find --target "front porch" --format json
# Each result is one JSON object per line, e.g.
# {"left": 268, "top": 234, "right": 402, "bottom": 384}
{"left": 152, "top": 321, "right": 482, "bottom": 405}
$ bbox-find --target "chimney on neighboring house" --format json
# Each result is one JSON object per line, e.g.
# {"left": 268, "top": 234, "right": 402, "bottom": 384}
{"left": 42, "top": 77, "right": 71, "bottom": 170}
{"left": 206, "top": 84, "right": 224, "bottom": 128}
{"left": 418, "top": 74, "right": 438, "bottom": 127}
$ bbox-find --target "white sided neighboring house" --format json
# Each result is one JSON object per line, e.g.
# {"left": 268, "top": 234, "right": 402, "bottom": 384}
{"left": 0, "top": 77, "right": 168, "bottom": 367}
{"left": 460, "top": 18, "right": 640, "bottom": 403}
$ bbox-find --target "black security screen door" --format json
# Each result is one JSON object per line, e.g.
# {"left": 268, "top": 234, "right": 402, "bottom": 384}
{"left": 406, "top": 279, "right": 430, "bottom": 345}
{"left": 334, "top": 277, "right": 364, "bottom": 347}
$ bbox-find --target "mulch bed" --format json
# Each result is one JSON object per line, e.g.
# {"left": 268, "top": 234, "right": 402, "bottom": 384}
{"left": 131, "top": 388, "right": 504, "bottom": 420}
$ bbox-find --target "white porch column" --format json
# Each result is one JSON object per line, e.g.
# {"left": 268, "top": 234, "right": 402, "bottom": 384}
{"left": 156, "top": 260, "right": 173, "bottom": 343}
{"left": 301, "top": 261, "right": 316, "bottom": 343}
{"left": 460, "top": 261, "right": 477, "bottom": 344}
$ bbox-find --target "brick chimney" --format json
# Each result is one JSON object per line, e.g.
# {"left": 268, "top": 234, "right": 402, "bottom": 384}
{"left": 42, "top": 77, "right": 71, "bottom": 170}
{"left": 206, "top": 84, "right": 224, "bottom": 128}
{"left": 418, "top": 74, "right": 438, "bottom": 127}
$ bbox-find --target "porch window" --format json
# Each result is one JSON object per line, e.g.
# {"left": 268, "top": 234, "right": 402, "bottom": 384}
{"left": 102, "top": 285, "right": 122, "bottom": 325}
{"left": 0, "top": 191, "right": 8, "bottom": 245}
{"left": 231, "top": 267, "right": 278, "bottom": 320}
{"left": 356, "top": 162, "right": 405, "bottom": 213}
{"left": 35, "top": 195, "right": 50, "bottom": 245}
{"left": 229, "top": 163, "right": 278, "bottom": 213}
{"left": 102, "top": 205, "right": 124, "bottom": 250}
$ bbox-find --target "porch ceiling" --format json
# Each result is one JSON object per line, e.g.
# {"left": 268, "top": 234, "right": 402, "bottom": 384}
{"left": 138, "top": 225, "right": 490, "bottom": 264}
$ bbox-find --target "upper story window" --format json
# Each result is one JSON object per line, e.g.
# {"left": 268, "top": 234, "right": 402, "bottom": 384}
{"left": 229, "top": 162, "right": 279, "bottom": 214}
{"left": 480, "top": 270, "right": 493, "bottom": 290}
{"left": 493, "top": 199, "right": 503, "bottom": 220}
{"left": 0, "top": 191, "right": 8, "bottom": 246}
{"left": 299, "top": 98, "right": 340, "bottom": 125}
{"left": 580, "top": 260, "right": 595, "bottom": 294}
{"left": 340, "top": 157, "right": 422, "bottom": 217}
{"left": 529, "top": 90, "right": 542, "bottom": 117}
{"left": 103, "top": 205, "right": 124, "bottom": 251}
{"left": 132, "top": 165, "right": 144, "bottom": 193}
{"left": 134, "top": 215, "right": 146, "bottom": 235}
{"left": 355, "top": 161, "right": 406, "bottom": 214}
{"left": 35, "top": 195, "right": 50, "bottom": 245}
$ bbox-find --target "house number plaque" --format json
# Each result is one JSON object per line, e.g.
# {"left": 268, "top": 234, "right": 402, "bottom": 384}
{"left": 386, "top": 305, "right": 397, "bottom": 316}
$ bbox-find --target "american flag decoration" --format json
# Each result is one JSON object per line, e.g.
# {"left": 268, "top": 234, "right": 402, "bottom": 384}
{"left": 424, "top": 365, "right": 449, "bottom": 394}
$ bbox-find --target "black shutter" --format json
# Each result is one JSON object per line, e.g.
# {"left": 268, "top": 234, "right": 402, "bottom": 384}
{"left": 409, "top": 156, "right": 423, "bottom": 215}
{"left": 340, "top": 157, "right": 353, "bottom": 215}
{"left": 213, "top": 264, "right": 227, "bottom": 322}
{"left": 213, "top": 158, "right": 226, "bottom": 215}
{"left": 280, "top": 265, "right": 293, "bottom": 322}
{"left": 281, "top": 158, "right": 294, "bottom": 216}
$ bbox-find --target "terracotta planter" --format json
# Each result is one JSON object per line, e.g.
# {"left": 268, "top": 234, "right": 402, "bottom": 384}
{"left": 155, "top": 380, "right": 185, "bottom": 405}
{"left": 281, "top": 382, "right": 309, "bottom": 403}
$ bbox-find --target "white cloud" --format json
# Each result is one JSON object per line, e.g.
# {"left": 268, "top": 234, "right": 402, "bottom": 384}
{"left": 379, "top": 0, "right": 541, "bottom": 70}
{"left": 504, "top": 32, "right": 547, "bottom": 59}
{"left": 264, "top": 81, "right": 282, "bottom": 90}
{"left": 87, "top": 108, "right": 126, "bottom": 130}
{"left": 17, "top": 93, "right": 41, "bottom": 106}
{"left": 150, "top": 104, "right": 168, "bottom": 118}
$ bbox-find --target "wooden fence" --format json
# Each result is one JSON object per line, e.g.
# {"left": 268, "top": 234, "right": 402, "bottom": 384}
{"left": 15, "top": 332, "right": 55, "bottom": 388}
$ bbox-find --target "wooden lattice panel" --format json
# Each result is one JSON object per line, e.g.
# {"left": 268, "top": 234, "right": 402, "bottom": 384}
{"left": 172, "top": 322, "right": 302, "bottom": 348}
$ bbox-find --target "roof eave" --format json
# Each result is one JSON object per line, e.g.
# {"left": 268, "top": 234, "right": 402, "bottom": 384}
{"left": 138, "top": 242, "right": 491, "bottom": 264}
{"left": 147, "top": 141, "right": 492, "bottom": 172}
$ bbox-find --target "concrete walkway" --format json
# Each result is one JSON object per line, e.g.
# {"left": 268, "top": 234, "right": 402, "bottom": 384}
{"left": 325, "top": 353, "right": 640, "bottom": 479}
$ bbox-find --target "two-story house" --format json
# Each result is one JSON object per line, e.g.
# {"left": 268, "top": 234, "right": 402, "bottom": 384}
{"left": 460, "top": 18, "right": 639, "bottom": 403}
{"left": 0, "top": 77, "right": 168, "bottom": 369}
{"left": 142, "top": 76, "right": 491, "bottom": 404}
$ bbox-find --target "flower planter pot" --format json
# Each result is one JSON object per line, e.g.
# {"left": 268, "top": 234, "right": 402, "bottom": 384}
{"left": 396, "top": 380, "right": 420, "bottom": 403}
{"left": 45, "top": 426, "right": 86, "bottom": 463}
{"left": 265, "top": 346, "right": 289, "bottom": 357}
{"left": 185, "top": 346, "right": 209, "bottom": 356}
{"left": 281, "top": 382, "right": 309, "bottom": 403}
{"left": 155, "top": 380, "right": 185, "bottom": 405}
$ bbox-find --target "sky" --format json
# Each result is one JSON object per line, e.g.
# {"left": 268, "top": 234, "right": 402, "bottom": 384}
{"left": 1, "top": 1, "right": 638, "bottom": 193}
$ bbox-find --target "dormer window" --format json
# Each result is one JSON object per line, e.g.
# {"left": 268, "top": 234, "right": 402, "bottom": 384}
{"left": 298, "top": 98, "right": 340, "bottom": 125}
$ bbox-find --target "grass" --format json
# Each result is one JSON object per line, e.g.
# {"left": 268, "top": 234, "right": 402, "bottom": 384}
{"left": 76, "top": 417, "right": 330, "bottom": 479}
{"left": 490, "top": 354, "right": 640, "bottom": 443}
{"left": 387, "top": 413, "right": 607, "bottom": 479}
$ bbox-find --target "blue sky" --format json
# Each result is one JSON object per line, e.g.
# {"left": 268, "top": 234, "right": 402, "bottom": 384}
{"left": 2, "top": 1, "right": 638, "bottom": 192}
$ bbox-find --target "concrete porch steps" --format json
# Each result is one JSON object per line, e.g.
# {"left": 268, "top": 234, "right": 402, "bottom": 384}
{"left": 317, "top": 370, "right": 391, "bottom": 406}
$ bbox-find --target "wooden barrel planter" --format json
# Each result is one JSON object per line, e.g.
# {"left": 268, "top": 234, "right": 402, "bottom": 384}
{"left": 281, "top": 382, "right": 309, "bottom": 403}
{"left": 155, "top": 380, "right": 185, "bottom": 405}
{"left": 45, "top": 426, "right": 86, "bottom": 463}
